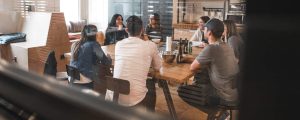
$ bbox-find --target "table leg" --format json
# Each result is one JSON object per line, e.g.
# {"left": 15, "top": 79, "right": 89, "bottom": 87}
{"left": 158, "top": 79, "right": 178, "bottom": 120}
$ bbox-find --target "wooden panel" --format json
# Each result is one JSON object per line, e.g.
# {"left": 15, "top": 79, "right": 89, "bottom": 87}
{"left": 0, "top": 45, "right": 13, "bottom": 62}
{"left": 173, "top": 28, "right": 195, "bottom": 40}
{"left": 28, "top": 12, "right": 71, "bottom": 75}
{"left": 173, "top": 23, "right": 198, "bottom": 30}
{"left": 0, "top": 12, "right": 71, "bottom": 75}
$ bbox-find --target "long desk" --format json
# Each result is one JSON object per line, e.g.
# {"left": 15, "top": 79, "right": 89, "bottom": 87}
{"left": 64, "top": 43, "right": 203, "bottom": 120}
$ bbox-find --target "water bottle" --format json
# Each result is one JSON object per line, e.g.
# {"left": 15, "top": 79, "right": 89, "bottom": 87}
{"left": 176, "top": 38, "right": 183, "bottom": 63}
{"left": 188, "top": 41, "right": 192, "bottom": 55}
{"left": 183, "top": 38, "right": 188, "bottom": 54}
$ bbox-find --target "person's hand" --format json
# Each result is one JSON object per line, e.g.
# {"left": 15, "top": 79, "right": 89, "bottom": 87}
{"left": 118, "top": 25, "right": 123, "bottom": 30}
{"left": 199, "top": 41, "right": 207, "bottom": 48}
{"left": 140, "top": 34, "right": 149, "bottom": 41}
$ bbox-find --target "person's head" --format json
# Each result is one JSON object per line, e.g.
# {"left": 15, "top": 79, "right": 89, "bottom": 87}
{"left": 223, "top": 20, "right": 238, "bottom": 38}
{"left": 109, "top": 14, "right": 124, "bottom": 27}
{"left": 73, "top": 24, "right": 98, "bottom": 60}
{"left": 204, "top": 18, "right": 224, "bottom": 42}
{"left": 126, "top": 15, "right": 143, "bottom": 37}
{"left": 81, "top": 24, "right": 98, "bottom": 41}
{"left": 149, "top": 13, "right": 160, "bottom": 25}
{"left": 199, "top": 16, "right": 210, "bottom": 30}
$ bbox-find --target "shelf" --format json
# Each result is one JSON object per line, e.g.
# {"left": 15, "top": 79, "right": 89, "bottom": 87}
{"left": 226, "top": 12, "right": 245, "bottom": 16}
{"left": 172, "top": 23, "right": 198, "bottom": 30}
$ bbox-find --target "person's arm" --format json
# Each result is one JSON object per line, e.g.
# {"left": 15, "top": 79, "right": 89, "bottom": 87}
{"left": 150, "top": 42, "right": 162, "bottom": 71}
{"left": 93, "top": 43, "right": 112, "bottom": 65}
{"left": 145, "top": 25, "right": 151, "bottom": 35}
{"left": 227, "top": 36, "right": 240, "bottom": 59}
{"left": 190, "top": 59, "right": 201, "bottom": 71}
{"left": 159, "top": 26, "right": 163, "bottom": 41}
{"left": 190, "top": 45, "right": 212, "bottom": 72}
{"left": 106, "top": 26, "right": 124, "bottom": 33}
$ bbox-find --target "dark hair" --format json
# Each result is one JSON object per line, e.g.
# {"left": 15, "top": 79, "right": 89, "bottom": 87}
{"left": 73, "top": 24, "right": 98, "bottom": 60}
{"left": 223, "top": 20, "right": 238, "bottom": 38}
{"left": 204, "top": 18, "right": 224, "bottom": 38}
{"left": 152, "top": 13, "right": 160, "bottom": 20}
{"left": 200, "top": 16, "right": 210, "bottom": 23}
{"left": 126, "top": 15, "right": 143, "bottom": 36}
{"left": 108, "top": 14, "right": 125, "bottom": 27}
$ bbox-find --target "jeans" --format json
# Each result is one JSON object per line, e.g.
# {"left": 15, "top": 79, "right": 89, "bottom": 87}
{"left": 130, "top": 78, "right": 156, "bottom": 112}
{"left": 193, "top": 68, "right": 210, "bottom": 85}
{"left": 72, "top": 82, "right": 94, "bottom": 90}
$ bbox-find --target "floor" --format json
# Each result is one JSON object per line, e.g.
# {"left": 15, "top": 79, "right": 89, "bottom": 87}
{"left": 58, "top": 78, "right": 208, "bottom": 120}
{"left": 155, "top": 80, "right": 208, "bottom": 120}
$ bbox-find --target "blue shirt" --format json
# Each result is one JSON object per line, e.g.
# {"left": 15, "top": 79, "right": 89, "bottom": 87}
{"left": 70, "top": 40, "right": 112, "bottom": 81}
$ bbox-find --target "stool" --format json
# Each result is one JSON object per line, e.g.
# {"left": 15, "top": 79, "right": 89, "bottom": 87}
{"left": 207, "top": 105, "right": 239, "bottom": 120}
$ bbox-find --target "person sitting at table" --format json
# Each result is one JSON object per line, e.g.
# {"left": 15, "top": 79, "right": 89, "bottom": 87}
{"left": 190, "top": 16, "right": 210, "bottom": 47}
{"left": 144, "top": 13, "right": 163, "bottom": 41}
{"left": 104, "top": 14, "right": 128, "bottom": 45}
{"left": 111, "top": 15, "right": 162, "bottom": 112}
{"left": 70, "top": 24, "right": 112, "bottom": 90}
{"left": 190, "top": 18, "right": 239, "bottom": 119}
{"left": 191, "top": 16, "right": 211, "bottom": 88}
{"left": 223, "top": 20, "right": 244, "bottom": 62}
{"left": 223, "top": 20, "right": 244, "bottom": 97}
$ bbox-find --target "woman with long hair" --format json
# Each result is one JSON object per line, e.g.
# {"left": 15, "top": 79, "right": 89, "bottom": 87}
{"left": 104, "top": 14, "right": 128, "bottom": 45}
{"left": 223, "top": 20, "right": 244, "bottom": 61}
{"left": 70, "top": 24, "right": 112, "bottom": 90}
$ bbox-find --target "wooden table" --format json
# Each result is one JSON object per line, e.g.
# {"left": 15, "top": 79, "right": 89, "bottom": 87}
{"left": 64, "top": 44, "right": 203, "bottom": 120}
{"left": 152, "top": 46, "right": 202, "bottom": 120}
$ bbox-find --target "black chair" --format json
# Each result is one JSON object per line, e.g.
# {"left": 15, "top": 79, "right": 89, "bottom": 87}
{"left": 66, "top": 64, "right": 94, "bottom": 89}
{"left": 65, "top": 64, "right": 80, "bottom": 84}
{"left": 0, "top": 60, "right": 166, "bottom": 120}
{"left": 104, "top": 76, "right": 130, "bottom": 103}
{"left": 44, "top": 50, "right": 57, "bottom": 77}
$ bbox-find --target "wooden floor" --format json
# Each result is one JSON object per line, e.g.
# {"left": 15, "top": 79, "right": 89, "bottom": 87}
{"left": 155, "top": 81, "right": 208, "bottom": 120}
{"left": 58, "top": 78, "right": 208, "bottom": 120}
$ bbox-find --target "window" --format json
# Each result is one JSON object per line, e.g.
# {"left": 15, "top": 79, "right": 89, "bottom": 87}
{"left": 15, "top": 0, "right": 58, "bottom": 17}
{"left": 108, "top": 0, "right": 142, "bottom": 24}
{"left": 89, "top": 0, "right": 109, "bottom": 31}
{"left": 108, "top": 0, "right": 173, "bottom": 41}
{"left": 141, "top": 0, "right": 173, "bottom": 41}
{"left": 60, "top": 0, "right": 80, "bottom": 22}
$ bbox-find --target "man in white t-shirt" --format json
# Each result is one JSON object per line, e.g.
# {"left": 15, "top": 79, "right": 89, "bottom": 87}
{"left": 113, "top": 15, "right": 162, "bottom": 111}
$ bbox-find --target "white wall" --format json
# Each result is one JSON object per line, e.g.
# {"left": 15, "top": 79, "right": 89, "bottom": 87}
{"left": 173, "top": 0, "right": 225, "bottom": 24}
{"left": 0, "top": 11, "right": 22, "bottom": 33}
{"left": 88, "top": 0, "right": 108, "bottom": 31}
{"left": 0, "top": 0, "right": 14, "bottom": 11}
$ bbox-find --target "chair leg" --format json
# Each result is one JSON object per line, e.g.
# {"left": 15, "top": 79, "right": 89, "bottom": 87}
{"left": 230, "top": 110, "right": 232, "bottom": 120}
